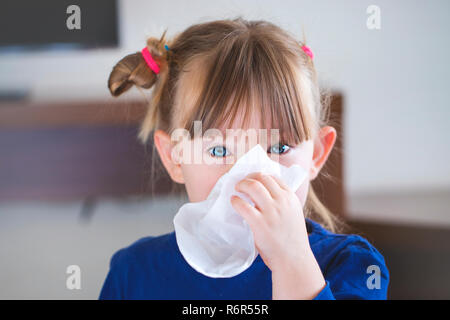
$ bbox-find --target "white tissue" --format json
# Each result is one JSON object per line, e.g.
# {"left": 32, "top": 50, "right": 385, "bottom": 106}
{"left": 173, "top": 143, "right": 309, "bottom": 278}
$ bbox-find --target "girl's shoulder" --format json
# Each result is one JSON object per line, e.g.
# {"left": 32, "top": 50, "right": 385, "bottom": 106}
{"left": 306, "top": 218, "right": 390, "bottom": 299}
{"left": 306, "top": 217, "right": 381, "bottom": 255}
{"left": 108, "top": 231, "right": 177, "bottom": 271}
{"left": 100, "top": 232, "right": 178, "bottom": 299}
{"left": 306, "top": 217, "right": 389, "bottom": 277}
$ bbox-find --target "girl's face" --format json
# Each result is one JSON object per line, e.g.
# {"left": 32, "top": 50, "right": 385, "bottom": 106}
{"left": 153, "top": 110, "right": 337, "bottom": 208}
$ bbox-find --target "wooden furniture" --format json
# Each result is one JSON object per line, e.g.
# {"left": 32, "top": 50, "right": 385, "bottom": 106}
{"left": 347, "top": 218, "right": 450, "bottom": 299}
{"left": 311, "top": 94, "right": 346, "bottom": 218}
{"left": 0, "top": 99, "right": 170, "bottom": 200}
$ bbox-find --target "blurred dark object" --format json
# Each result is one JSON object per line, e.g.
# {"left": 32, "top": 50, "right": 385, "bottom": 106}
{"left": 348, "top": 219, "right": 450, "bottom": 299}
{"left": 0, "top": 0, "right": 118, "bottom": 53}
{"left": 0, "top": 89, "right": 30, "bottom": 102}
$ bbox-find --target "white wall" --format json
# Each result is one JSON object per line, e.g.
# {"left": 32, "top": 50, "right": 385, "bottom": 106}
{"left": 0, "top": 195, "right": 187, "bottom": 299}
{"left": 1, "top": 0, "right": 449, "bottom": 195}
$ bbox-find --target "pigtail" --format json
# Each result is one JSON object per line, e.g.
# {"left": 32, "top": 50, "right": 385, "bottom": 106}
{"left": 107, "top": 29, "right": 170, "bottom": 97}
{"left": 107, "top": 29, "right": 172, "bottom": 144}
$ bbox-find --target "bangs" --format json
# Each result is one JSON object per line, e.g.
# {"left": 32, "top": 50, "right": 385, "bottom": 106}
{"left": 180, "top": 34, "right": 314, "bottom": 145}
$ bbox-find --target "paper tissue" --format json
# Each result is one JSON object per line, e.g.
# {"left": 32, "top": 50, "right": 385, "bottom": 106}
{"left": 173, "top": 143, "right": 309, "bottom": 278}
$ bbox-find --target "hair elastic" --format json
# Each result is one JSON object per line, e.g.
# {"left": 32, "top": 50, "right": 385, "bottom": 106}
{"left": 301, "top": 45, "right": 314, "bottom": 60}
{"left": 141, "top": 47, "right": 160, "bottom": 74}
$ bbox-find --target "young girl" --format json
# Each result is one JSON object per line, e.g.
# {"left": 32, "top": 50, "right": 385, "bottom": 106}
{"left": 99, "top": 17, "right": 389, "bottom": 300}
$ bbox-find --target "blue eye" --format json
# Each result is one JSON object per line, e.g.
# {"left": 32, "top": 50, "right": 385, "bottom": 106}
{"left": 209, "top": 146, "right": 229, "bottom": 157}
{"left": 269, "top": 143, "right": 290, "bottom": 155}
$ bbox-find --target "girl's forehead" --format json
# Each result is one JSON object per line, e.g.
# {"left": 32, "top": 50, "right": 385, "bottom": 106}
{"left": 209, "top": 107, "right": 265, "bottom": 129}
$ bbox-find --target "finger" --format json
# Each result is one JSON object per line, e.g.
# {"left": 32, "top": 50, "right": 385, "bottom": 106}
{"left": 268, "top": 174, "right": 290, "bottom": 192}
{"left": 245, "top": 172, "right": 285, "bottom": 200}
{"left": 234, "top": 177, "right": 273, "bottom": 212}
{"left": 230, "top": 194, "right": 262, "bottom": 228}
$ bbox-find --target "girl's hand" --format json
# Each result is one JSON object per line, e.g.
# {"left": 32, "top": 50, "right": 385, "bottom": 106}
{"left": 230, "top": 172, "right": 326, "bottom": 299}
{"left": 230, "top": 172, "right": 309, "bottom": 271}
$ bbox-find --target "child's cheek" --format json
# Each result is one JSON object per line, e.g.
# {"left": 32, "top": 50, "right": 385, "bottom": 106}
{"left": 181, "top": 163, "right": 229, "bottom": 203}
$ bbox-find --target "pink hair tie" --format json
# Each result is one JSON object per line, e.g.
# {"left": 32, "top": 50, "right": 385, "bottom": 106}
{"left": 301, "top": 45, "right": 314, "bottom": 60}
{"left": 141, "top": 47, "right": 160, "bottom": 74}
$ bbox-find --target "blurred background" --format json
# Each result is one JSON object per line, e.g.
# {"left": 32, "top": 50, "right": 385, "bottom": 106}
{"left": 0, "top": 0, "right": 449, "bottom": 299}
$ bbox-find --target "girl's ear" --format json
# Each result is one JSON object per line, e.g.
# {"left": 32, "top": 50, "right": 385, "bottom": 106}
{"left": 153, "top": 129, "right": 185, "bottom": 184}
{"left": 310, "top": 126, "right": 337, "bottom": 180}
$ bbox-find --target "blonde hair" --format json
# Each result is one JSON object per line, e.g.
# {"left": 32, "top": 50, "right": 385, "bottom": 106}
{"left": 108, "top": 17, "right": 344, "bottom": 233}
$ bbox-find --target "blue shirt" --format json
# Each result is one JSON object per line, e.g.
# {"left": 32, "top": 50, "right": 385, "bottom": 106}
{"left": 99, "top": 218, "right": 389, "bottom": 299}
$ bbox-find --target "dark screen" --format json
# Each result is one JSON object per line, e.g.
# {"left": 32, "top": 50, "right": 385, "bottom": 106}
{"left": 0, "top": 0, "right": 119, "bottom": 51}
